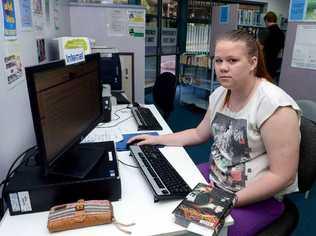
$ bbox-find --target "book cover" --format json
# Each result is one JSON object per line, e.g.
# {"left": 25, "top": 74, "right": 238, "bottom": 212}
{"left": 172, "top": 183, "right": 236, "bottom": 235}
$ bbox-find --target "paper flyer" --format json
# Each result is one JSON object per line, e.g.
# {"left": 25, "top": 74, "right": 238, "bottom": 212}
{"left": 32, "top": 0, "right": 44, "bottom": 32}
{"left": 19, "top": 0, "right": 32, "bottom": 31}
{"left": 3, "top": 42, "right": 23, "bottom": 88}
{"left": 45, "top": 0, "right": 50, "bottom": 24}
{"left": 32, "top": 0, "right": 43, "bottom": 14}
{"left": 108, "top": 9, "right": 127, "bottom": 36}
{"left": 127, "top": 9, "right": 145, "bottom": 38}
{"left": 292, "top": 24, "right": 316, "bottom": 70}
{"left": 54, "top": 0, "right": 60, "bottom": 30}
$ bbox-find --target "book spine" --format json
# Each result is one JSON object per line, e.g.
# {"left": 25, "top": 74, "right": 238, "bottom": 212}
{"left": 215, "top": 201, "right": 235, "bottom": 235}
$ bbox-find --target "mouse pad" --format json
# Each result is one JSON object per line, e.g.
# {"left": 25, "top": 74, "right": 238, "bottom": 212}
{"left": 116, "top": 132, "right": 159, "bottom": 151}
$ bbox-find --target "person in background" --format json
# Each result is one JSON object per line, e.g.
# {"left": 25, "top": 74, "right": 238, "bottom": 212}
{"left": 262, "top": 11, "right": 285, "bottom": 84}
{"left": 128, "top": 29, "right": 300, "bottom": 235}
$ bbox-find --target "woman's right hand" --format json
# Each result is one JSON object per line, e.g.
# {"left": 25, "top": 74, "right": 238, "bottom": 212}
{"left": 127, "top": 134, "right": 160, "bottom": 146}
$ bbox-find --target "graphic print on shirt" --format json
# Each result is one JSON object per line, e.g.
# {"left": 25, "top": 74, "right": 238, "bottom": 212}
{"left": 209, "top": 113, "right": 251, "bottom": 191}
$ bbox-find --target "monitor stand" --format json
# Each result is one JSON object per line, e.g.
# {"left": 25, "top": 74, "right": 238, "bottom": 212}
{"left": 49, "top": 142, "right": 106, "bottom": 179}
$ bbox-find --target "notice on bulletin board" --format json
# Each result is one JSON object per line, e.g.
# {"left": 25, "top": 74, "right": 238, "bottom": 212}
{"left": 291, "top": 24, "right": 316, "bottom": 70}
{"left": 127, "top": 9, "right": 145, "bottom": 38}
{"left": 289, "top": 0, "right": 316, "bottom": 21}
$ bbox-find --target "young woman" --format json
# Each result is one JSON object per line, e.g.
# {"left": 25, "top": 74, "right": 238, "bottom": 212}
{"left": 128, "top": 30, "right": 300, "bottom": 235}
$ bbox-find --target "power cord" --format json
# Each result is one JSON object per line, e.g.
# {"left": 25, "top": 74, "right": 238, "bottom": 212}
{"left": 118, "top": 159, "right": 139, "bottom": 169}
{"left": 96, "top": 116, "right": 133, "bottom": 129}
{"left": 110, "top": 106, "right": 131, "bottom": 121}
{"left": 96, "top": 106, "right": 133, "bottom": 129}
{"left": 0, "top": 146, "right": 37, "bottom": 219}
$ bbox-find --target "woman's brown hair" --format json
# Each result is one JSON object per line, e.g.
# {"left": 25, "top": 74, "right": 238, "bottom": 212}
{"left": 216, "top": 29, "right": 272, "bottom": 105}
{"left": 216, "top": 29, "right": 272, "bottom": 81}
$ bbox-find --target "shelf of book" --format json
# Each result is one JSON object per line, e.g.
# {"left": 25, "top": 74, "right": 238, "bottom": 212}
{"left": 191, "top": 82, "right": 211, "bottom": 92}
{"left": 179, "top": 0, "right": 213, "bottom": 110}
{"left": 237, "top": 8, "right": 265, "bottom": 27}
{"left": 180, "top": 93, "right": 209, "bottom": 110}
{"left": 179, "top": 52, "right": 220, "bottom": 109}
{"left": 180, "top": 53, "right": 210, "bottom": 68}
{"left": 181, "top": 64, "right": 210, "bottom": 70}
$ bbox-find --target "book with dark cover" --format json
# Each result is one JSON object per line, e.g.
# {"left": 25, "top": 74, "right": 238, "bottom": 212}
{"left": 172, "top": 183, "right": 236, "bottom": 235}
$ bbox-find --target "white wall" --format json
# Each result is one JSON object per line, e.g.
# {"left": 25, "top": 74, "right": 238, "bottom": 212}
{"left": 0, "top": 1, "right": 71, "bottom": 192}
{"left": 69, "top": 4, "right": 145, "bottom": 103}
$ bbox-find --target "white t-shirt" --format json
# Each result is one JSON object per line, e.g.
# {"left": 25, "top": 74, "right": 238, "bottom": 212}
{"left": 208, "top": 79, "right": 300, "bottom": 197}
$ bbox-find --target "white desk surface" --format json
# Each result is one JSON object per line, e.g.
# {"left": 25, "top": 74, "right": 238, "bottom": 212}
{"left": 0, "top": 104, "right": 233, "bottom": 236}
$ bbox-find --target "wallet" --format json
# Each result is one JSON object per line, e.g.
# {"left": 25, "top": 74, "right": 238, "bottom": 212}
{"left": 47, "top": 199, "right": 113, "bottom": 233}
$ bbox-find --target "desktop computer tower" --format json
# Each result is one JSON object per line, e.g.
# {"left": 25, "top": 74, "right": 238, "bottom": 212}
{"left": 99, "top": 53, "right": 122, "bottom": 91}
{"left": 4, "top": 142, "right": 121, "bottom": 215}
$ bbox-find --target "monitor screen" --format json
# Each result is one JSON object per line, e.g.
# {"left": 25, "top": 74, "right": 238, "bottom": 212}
{"left": 26, "top": 53, "right": 103, "bottom": 175}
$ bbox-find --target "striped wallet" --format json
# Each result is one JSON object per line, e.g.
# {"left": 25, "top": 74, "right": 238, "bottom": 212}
{"left": 47, "top": 199, "right": 113, "bottom": 233}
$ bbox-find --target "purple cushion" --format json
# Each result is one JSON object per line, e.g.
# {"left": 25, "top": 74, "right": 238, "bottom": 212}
{"left": 197, "top": 162, "right": 210, "bottom": 183}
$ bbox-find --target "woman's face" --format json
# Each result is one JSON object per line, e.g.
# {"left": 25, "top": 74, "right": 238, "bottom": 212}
{"left": 214, "top": 40, "right": 257, "bottom": 90}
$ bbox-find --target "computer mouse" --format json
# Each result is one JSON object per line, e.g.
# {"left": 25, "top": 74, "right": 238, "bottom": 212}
{"left": 126, "top": 140, "right": 139, "bottom": 148}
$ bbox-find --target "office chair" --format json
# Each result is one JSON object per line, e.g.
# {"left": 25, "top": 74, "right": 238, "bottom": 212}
{"left": 257, "top": 100, "right": 316, "bottom": 236}
{"left": 197, "top": 100, "right": 316, "bottom": 236}
{"left": 153, "top": 72, "right": 177, "bottom": 120}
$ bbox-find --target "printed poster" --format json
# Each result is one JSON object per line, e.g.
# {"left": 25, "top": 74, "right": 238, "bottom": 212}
{"left": 219, "top": 5, "right": 230, "bottom": 24}
{"left": 289, "top": 0, "right": 306, "bottom": 21}
{"left": 291, "top": 24, "right": 316, "bottom": 70}
{"left": 3, "top": 42, "right": 23, "bottom": 88}
{"left": 19, "top": 0, "right": 32, "bottom": 31}
{"left": 127, "top": 9, "right": 145, "bottom": 38}
{"left": 289, "top": 0, "right": 316, "bottom": 21}
{"left": 2, "top": 0, "right": 17, "bottom": 39}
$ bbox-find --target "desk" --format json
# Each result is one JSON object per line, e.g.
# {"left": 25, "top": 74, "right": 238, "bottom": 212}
{"left": 0, "top": 105, "right": 233, "bottom": 236}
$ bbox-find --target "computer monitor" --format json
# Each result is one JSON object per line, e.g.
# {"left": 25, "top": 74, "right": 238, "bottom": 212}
{"left": 26, "top": 53, "right": 104, "bottom": 178}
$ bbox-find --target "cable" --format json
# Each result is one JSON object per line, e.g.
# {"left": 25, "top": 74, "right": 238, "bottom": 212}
{"left": 118, "top": 159, "right": 139, "bottom": 169}
{"left": 110, "top": 107, "right": 131, "bottom": 121}
{"left": 114, "top": 106, "right": 131, "bottom": 115}
{"left": 0, "top": 146, "right": 37, "bottom": 218}
{"left": 97, "top": 116, "right": 133, "bottom": 128}
{"left": 0, "top": 174, "right": 14, "bottom": 188}
{"left": 96, "top": 106, "right": 133, "bottom": 129}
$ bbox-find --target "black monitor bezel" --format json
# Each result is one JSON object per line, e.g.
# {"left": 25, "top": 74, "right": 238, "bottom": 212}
{"left": 26, "top": 53, "right": 103, "bottom": 174}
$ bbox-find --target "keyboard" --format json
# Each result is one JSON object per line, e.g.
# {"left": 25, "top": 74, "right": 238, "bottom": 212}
{"left": 131, "top": 106, "right": 163, "bottom": 131}
{"left": 129, "top": 145, "right": 192, "bottom": 202}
